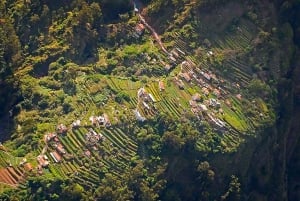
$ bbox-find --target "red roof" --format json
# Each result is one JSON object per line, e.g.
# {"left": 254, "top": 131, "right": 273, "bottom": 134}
{"left": 135, "top": 23, "right": 145, "bottom": 32}
{"left": 37, "top": 155, "right": 49, "bottom": 167}
{"left": 159, "top": 81, "right": 165, "bottom": 91}
{"left": 24, "top": 162, "right": 33, "bottom": 171}
{"left": 50, "top": 151, "right": 62, "bottom": 163}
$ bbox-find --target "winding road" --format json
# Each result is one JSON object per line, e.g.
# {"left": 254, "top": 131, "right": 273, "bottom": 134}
{"left": 134, "top": 0, "right": 169, "bottom": 55}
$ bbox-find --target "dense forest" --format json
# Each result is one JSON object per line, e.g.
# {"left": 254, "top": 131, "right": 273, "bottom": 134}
{"left": 0, "top": 0, "right": 299, "bottom": 200}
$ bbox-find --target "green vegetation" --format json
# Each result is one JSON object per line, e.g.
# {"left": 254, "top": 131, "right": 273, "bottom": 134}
{"left": 0, "top": 0, "right": 296, "bottom": 200}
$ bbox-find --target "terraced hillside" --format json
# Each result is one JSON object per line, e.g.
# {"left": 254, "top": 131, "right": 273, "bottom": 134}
{"left": 0, "top": 0, "right": 287, "bottom": 200}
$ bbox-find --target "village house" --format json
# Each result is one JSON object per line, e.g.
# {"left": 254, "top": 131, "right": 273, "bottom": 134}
{"left": 24, "top": 162, "right": 33, "bottom": 172}
{"left": 202, "top": 87, "right": 210, "bottom": 96}
{"left": 135, "top": 23, "right": 145, "bottom": 37}
{"left": 180, "top": 73, "right": 192, "bottom": 82}
{"left": 192, "top": 93, "right": 202, "bottom": 102}
{"left": 50, "top": 151, "right": 62, "bottom": 163}
{"left": 84, "top": 150, "right": 91, "bottom": 158}
{"left": 203, "top": 72, "right": 211, "bottom": 81}
{"left": 170, "top": 49, "right": 180, "bottom": 58}
{"left": 148, "top": 93, "right": 156, "bottom": 102}
{"left": 180, "top": 61, "right": 188, "bottom": 72}
{"left": 45, "top": 133, "right": 57, "bottom": 142}
{"left": 213, "top": 88, "right": 221, "bottom": 98}
{"left": 85, "top": 128, "right": 103, "bottom": 146}
{"left": 236, "top": 94, "right": 242, "bottom": 100}
{"left": 56, "top": 124, "right": 68, "bottom": 134}
{"left": 158, "top": 80, "right": 165, "bottom": 91}
{"left": 142, "top": 101, "right": 150, "bottom": 110}
{"left": 90, "top": 114, "right": 111, "bottom": 127}
{"left": 137, "top": 87, "right": 155, "bottom": 103}
{"left": 37, "top": 155, "right": 49, "bottom": 167}
{"left": 209, "top": 98, "right": 221, "bottom": 108}
{"left": 191, "top": 107, "right": 198, "bottom": 114}
{"left": 174, "top": 78, "right": 185, "bottom": 89}
{"left": 168, "top": 55, "right": 177, "bottom": 63}
{"left": 89, "top": 116, "right": 98, "bottom": 126}
{"left": 199, "top": 104, "right": 208, "bottom": 112}
{"left": 103, "top": 113, "right": 111, "bottom": 127}
{"left": 137, "top": 87, "right": 147, "bottom": 99}
{"left": 72, "top": 120, "right": 81, "bottom": 128}
{"left": 164, "top": 63, "right": 174, "bottom": 71}
{"left": 55, "top": 143, "right": 66, "bottom": 155}
{"left": 189, "top": 100, "right": 198, "bottom": 108}
{"left": 134, "top": 109, "right": 146, "bottom": 122}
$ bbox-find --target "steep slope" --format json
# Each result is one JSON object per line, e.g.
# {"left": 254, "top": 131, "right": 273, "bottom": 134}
{"left": 0, "top": 0, "right": 299, "bottom": 200}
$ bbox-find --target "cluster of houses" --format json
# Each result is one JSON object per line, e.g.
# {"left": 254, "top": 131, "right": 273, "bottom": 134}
{"left": 164, "top": 48, "right": 186, "bottom": 72}
{"left": 169, "top": 58, "right": 230, "bottom": 130}
{"left": 134, "top": 87, "right": 157, "bottom": 121}
{"left": 35, "top": 123, "right": 77, "bottom": 172}
{"left": 189, "top": 93, "right": 226, "bottom": 129}
{"left": 89, "top": 113, "right": 111, "bottom": 128}
{"left": 35, "top": 113, "right": 113, "bottom": 173}
{"left": 40, "top": 130, "right": 68, "bottom": 168}
{"left": 85, "top": 128, "right": 104, "bottom": 148}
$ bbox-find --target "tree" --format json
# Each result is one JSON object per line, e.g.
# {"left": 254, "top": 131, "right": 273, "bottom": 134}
{"left": 221, "top": 175, "right": 241, "bottom": 201}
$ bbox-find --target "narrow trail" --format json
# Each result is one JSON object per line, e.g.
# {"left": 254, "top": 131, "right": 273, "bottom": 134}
{"left": 138, "top": 13, "right": 169, "bottom": 55}
{"left": 133, "top": 0, "right": 169, "bottom": 55}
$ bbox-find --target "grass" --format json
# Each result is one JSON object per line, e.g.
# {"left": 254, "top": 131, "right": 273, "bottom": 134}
{"left": 222, "top": 105, "right": 248, "bottom": 132}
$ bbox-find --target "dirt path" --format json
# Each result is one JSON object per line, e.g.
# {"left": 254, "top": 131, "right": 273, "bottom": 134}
{"left": 133, "top": 0, "right": 169, "bottom": 55}
{"left": 138, "top": 13, "right": 169, "bottom": 55}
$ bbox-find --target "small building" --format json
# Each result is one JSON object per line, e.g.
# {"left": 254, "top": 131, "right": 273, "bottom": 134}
{"left": 199, "top": 104, "right": 208, "bottom": 111}
{"left": 236, "top": 94, "right": 242, "bottom": 100}
{"left": 89, "top": 116, "right": 98, "bottom": 125}
{"left": 159, "top": 81, "right": 165, "bottom": 91}
{"left": 72, "top": 120, "right": 81, "bottom": 128}
{"left": 168, "top": 55, "right": 177, "bottom": 63}
{"left": 213, "top": 88, "right": 221, "bottom": 98}
{"left": 202, "top": 87, "right": 210, "bottom": 96}
{"left": 96, "top": 116, "right": 105, "bottom": 125}
{"left": 171, "top": 49, "right": 179, "bottom": 58}
{"left": 192, "top": 93, "right": 202, "bottom": 102}
{"left": 164, "top": 63, "right": 172, "bottom": 71}
{"left": 137, "top": 87, "right": 146, "bottom": 98}
{"left": 225, "top": 99, "right": 232, "bottom": 107}
{"left": 56, "top": 143, "right": 66, "bottom": 155}
{"left": 50, "top": 151, "right": 62, "bottom": 163}
{"left": 203, "top": 73, "right": 211, "bottom": 81}
{"left": 180, "top": 73, "right": 192, "bottom": 82}
{"left": 24, "top": 162, "right": 33, "bottom": 172}
{"left": 45, "top": 133, "right": 57, "bottom": 142}
{"left": 142, "top": 101, "right": 150, "bottom": 110}
{"left": 135, "top": 23, "right": 145, "bottom": 36}
{"left": 85, "top": 128, "right": 102, "bottom": 146}
{"left": 176, "top": 47, "right": 186, "bottom": 55}
{"left": 148, "top": 94, "right": 156, "bottom": 102}
{"left": 57, "top": 124, "right": 68, "bottom": 134}
{"left": 37, "top": 155, "right": 49, "bottom": 167}
{"left": 209, "top": 98, "right": 221, "bottom": 108}
{"left": 84, "top": 150, "right": 91, "bottom": 158}
{"left": 103, "top": 113, "right": 111, "bottom": 127}
{"left": 189, "top": 100, "right": 197, "bottom": 108}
